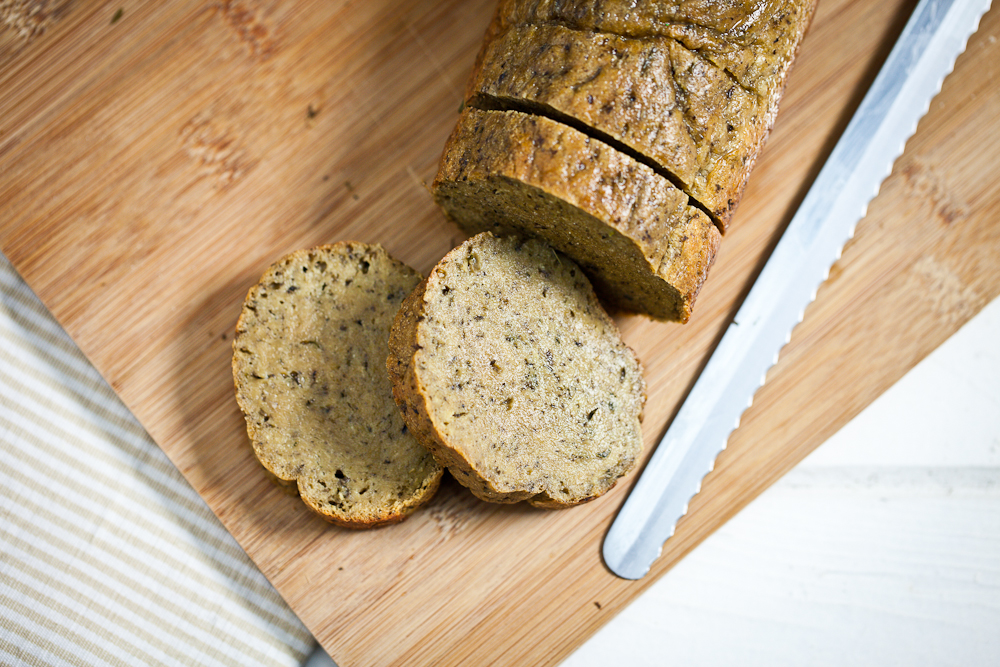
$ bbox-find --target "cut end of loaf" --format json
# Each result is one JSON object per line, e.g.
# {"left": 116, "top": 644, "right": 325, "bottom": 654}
{"left": 432, "top": 107, "right": 720, "bottom": 323}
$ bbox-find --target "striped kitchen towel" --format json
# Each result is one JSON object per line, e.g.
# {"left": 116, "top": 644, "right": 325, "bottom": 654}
{"left": 0, "top": 251, "right": 317, "bottom": 666}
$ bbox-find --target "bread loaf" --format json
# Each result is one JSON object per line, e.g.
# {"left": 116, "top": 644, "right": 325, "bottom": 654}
{"left": 387, "top": 233, "right": 645, "bottom": 507}
{"left": 433, "top": 107, "right": 720, "bottom": 322}
{"left": 233, "top": 243, "right": 442, "bottom": 528}
{"left": 434, "top": 0, "right": 815, "bottom": 321}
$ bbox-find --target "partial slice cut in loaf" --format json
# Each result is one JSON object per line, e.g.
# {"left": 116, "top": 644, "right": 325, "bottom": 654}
{"left": 472, "top": 0, "right": 817, "bottom": 229}
{"left": 467, "top": 22, "right": 764, "bottom": 226}
{"left": 433, "top": 107, "right": 720, "bottom": 322}
{"left": 233, "top": 243, "right": 442, "bottom": 528}
{"left": 387, "top": 233, "right": 646, "bottom": 508}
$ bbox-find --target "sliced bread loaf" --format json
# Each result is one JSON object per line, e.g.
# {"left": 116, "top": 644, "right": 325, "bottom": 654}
{"left": 233, "top": 243, "right": 442, "bottom": 528}
{"left": 387, "top": 233, "right": 646, "bottom": 508}
{"left": 432, "top": 107, "right": 720, "bottom": 322}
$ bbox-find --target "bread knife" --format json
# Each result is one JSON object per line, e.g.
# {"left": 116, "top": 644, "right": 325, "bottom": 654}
{"left": 603, "top": 0, "right": 993, "bottom": 580}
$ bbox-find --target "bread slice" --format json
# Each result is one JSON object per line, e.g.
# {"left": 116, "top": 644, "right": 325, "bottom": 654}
{"left": 387, "top": 233, "right": 646, "bottom": 508}
{"left": 432, "top": 107, "right": 720, "bottom": 322}
{"left": 233, "top": 243, "right": 442, "bottom": 528}
{"left": 467, "top": 22, "right": 764, "bottom": 226}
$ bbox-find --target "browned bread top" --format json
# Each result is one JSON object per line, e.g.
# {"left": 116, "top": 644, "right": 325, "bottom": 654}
{"left": 233, "top": 243, "right": 442, "bottom": 528}
{"left": 488, "top": 0, "right": 817, "bottom": 102}
{"left": 387, "top": 233, "right": 646, "bottom": 508}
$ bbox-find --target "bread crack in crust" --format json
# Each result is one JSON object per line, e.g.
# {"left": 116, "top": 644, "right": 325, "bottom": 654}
{"left": 488, "top": 0, "right": 817, "bottom": 104}
{"left": 233, "top": 243, "right": 442, "bottom": 528}
{"left": 387, "top": 233, "right": 646, "bottom": 508}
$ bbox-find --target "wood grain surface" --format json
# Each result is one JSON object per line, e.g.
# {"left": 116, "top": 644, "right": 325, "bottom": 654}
{"left": 2, "top": 0, "right": 998, "bottom": 665}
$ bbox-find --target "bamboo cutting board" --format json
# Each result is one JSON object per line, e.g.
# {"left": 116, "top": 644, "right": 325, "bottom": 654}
{"left": 2, "top": 0, "right": 998, "bottom": 664}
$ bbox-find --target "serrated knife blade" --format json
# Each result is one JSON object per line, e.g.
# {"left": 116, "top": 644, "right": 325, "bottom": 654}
{"left": 603, "top": 0, "right": 992, "bottom": 581}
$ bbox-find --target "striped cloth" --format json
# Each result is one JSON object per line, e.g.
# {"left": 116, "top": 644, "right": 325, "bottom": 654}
{"left": 0, "top": 252, "right": 317, "bottom": 666}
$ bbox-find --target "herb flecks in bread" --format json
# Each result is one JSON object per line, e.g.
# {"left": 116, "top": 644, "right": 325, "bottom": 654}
{"left": 433, "top": 107, "right": 720, "bottom": 322}
{"left": 388, "top": 233, "right": 645, "bottom": 508}
{"left": 233, "top": 243, "right": 442, "bottom": 528}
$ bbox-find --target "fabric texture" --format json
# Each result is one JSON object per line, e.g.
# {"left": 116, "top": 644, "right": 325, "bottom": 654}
{"left": 0, "top": 252, "right": 315, "bottom": 666}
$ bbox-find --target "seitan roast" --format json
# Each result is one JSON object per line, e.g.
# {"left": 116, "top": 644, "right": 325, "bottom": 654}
{"left": 467, "top": 22, "right": 764, "bottom": 225}
{"left": 486, "top": 0, "right": 817, "bottom": 104}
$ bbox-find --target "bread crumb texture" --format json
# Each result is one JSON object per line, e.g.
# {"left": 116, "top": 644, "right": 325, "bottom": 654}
{"left": 233, "top": 243, "right": 442, "bottom": 528}
{"left": 388, "top": 233, "right": 645, "bottom": 508}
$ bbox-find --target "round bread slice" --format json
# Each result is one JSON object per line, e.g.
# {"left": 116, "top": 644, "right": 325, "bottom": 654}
{"left": 233, "top": 243, "right": 443, "bottom": 528}
{"left": 387, "top": 233, "right": 646, "bottom": 508}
